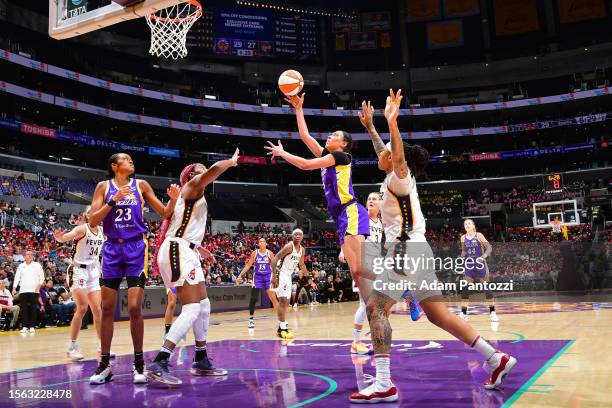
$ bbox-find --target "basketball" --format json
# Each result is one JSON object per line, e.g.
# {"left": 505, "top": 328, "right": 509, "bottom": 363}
{"left": 278, "top": 69, "right": 304, "bottom": 97}
{"left": 5, "top": 1, "right": 610, "bottom": 407}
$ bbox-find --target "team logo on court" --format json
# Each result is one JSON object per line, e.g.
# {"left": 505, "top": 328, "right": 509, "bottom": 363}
{"left": 188, "top": 269, "right": 196, "bottom": 280}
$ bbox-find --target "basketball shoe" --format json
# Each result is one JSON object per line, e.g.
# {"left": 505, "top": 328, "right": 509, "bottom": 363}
{"left": 484, "top": 351, "right": 517, "bottom": 390}
{"left": 349, "top": 382, "right": 398, "bottom": 403}
{"left": 350, "top": 341, "right": 372, "bottom": 355}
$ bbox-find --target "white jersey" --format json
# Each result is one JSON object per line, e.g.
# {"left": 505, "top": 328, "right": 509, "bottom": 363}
{"left": 73, "top": 224, "right": 104, "bottom": 265}
{"left": 278, "top": 243, "right": 303, "bottom": 277}
{"left": 166, "top": 195, "right": 208, "bottom": 245}
{"left": 367, "top": 217, "right": 383, "bottom": 243}
{"left": 380, "top": 170, "right": 426, "bottom": 241}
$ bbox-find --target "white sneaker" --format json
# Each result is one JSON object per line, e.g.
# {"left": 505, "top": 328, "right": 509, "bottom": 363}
{"left": 247, "top": 319, "right": 255, "bottom": 328}
{"left": 133, "top": 364, "right": 148, "bottom": 384}
{"left": 20, "top": 327, "right": 28, "bottom": 333}
{"left": 89, "top": 363, "right": 113, "bottom": 385}
{"left": 460, "top": 312, "right": 469, "bottom": 321}
{"left": 485, "top": 351, "right": 517, "bottom": 390}
{"left": 29, "top": 327, "right": 35, "bottom": 333}
{"left": 67, "top": 344, "right": 84, "bottom": 361}
{"left": 490, "top": 311, "right": 499, "bottom": 322}
{"left": 292, "top": 303, "right": 298, "bottom": 309}
{"left": 349, "top": 381, "right": 398, "bottom": 403}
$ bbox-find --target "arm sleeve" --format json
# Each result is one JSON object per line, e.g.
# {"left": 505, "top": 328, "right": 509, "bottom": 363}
{"left": 386, "top": 171, "right": 414, "bottom": 197}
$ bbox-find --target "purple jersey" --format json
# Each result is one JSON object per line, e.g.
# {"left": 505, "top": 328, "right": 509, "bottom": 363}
{"left": 254, "top": 250, "right": 272, "bottom": 276}
{"left": 320, "top": 149, "right": 357, "bottom": 218}
{"left": 463, "top": 235, "right": 483, "bottom": 259}
{"left": 103, "top": 179, "right": 147, "bottom": 240}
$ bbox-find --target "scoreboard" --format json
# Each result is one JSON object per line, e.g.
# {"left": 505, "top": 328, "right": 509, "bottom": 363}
{"left": 186, "top": 7, "right": 320, "bottom": 62}
{"left": 543, "top": 173, "right": 563, "bottom": 194}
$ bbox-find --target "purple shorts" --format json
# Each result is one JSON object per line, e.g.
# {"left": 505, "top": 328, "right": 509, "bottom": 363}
{"left": 253, "top": 274, "right": 271, "bottom": 289}
{"left": 101, "top": 238, "right": 148, "bottom": 280}
{"left": 464, "top": 260, "right": 488, "bottom": 280}
{"left": 335, "top": 202, "right": 370, "bottom": 245}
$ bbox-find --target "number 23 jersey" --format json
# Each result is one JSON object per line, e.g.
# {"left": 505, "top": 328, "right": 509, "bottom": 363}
{"left": 103, "top": 178, "right": 147, "bottom": 240}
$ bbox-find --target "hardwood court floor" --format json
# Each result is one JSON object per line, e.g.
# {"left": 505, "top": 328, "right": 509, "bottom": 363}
{"left": 1, "top": 298, "right": 610, "bottom": 407}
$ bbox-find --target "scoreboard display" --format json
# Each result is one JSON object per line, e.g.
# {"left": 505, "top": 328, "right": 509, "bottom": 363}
{"left": 187, "top": 7, "right": 320, "bottom": 62}
{"left": 543, "top": 173, "right": 563, "bottom": 194}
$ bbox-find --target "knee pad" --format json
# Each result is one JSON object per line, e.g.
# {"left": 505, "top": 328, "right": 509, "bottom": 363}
{"left": 193, "top": 298, "right": 211, "bottom": 342}
{"left": 166, "top": 302, "right": 200, "bottom": 345}
{"left": 200, "top": 298, "right": 211, "bottom": 316}
{"left": 485, "top": 290, "right": 494, "bottom": 300}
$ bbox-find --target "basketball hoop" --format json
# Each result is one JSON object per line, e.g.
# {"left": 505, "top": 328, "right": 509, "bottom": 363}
{"left": 146, "top": 0, "right": 202, "bottom": 59}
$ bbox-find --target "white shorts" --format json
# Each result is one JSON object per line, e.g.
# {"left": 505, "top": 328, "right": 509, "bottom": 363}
{"left": 276, "top": 274, "right": 292, "bottom": 299}
{"left": 157, "top": 238, "right": 204, "bottom": 289}
{"left": 69, "top": 263, "right": 101, "bottom": 293}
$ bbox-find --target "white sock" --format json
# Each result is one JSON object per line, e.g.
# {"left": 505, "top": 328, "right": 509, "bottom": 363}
{"left": 374, "top": 355, "right": 392, "bottom": 388}
{"left": 166, "top": 303, "right": 200, "bottom": 345}
{"left": 353, "top": 328, "right": 361, "bottom": 342}
{"left": 69, "top": 340, "right": 77, "bottom": 350}
{"left": 279, "top": 321, "right": 288, "bottom": 330}
{"left": 471, "top": 336, "right": 496, "bottom": 360}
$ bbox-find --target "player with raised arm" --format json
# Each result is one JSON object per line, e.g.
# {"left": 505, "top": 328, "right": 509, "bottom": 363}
{"left": 88, "top": 153, "right": 180, "bottom": 385}
{"left": 267, "top": 93, "right": 371, "bottom": 298}
{"left": 349, "top": 90, "right": 517, "bottom": 403}
{"left": 236, "top": 237, "right": 279, "bottom": 329}
{"left": 145, "top": 150, "right": 240, "bottom": 385}
{"left": 269, "top": 229, "right": 308, "bottom": 339}
{"left": 53, "top": 207, "right": 105, "bottom": 361}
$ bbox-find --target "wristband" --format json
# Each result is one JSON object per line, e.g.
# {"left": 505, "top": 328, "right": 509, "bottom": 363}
{"left": 107, "top": 199, "right": 117, "bottom": 207}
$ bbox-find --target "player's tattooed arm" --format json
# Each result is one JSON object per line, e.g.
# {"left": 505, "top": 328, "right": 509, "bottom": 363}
{"left": 366, "top": 292, "right": 393, "bottom": 355}
{"left": 358, "top": 100, "right": 385, "bottom": 158}
{"left": 477, "top": 233, "right": 493, "bottom": 259}
{"left": 460, "top": 235, "right": 466, "bottom": 257}
{"left": 384, "top": 89, "right": 409, "bottom": 179}
{"left": 184, "top": 149, "right": 240, "bottom": 200}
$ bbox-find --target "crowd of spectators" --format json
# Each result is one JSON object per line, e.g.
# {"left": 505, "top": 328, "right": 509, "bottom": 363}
{"left": 0, "top": 200, "right": 609, "bottom": 330}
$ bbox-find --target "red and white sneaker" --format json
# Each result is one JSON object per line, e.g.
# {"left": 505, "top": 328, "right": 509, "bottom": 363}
{"left": 349, "top": 382, "right": 398, "bottom": 403}
{"left": 484, "top": 351, "right": 517, "bottom": 390}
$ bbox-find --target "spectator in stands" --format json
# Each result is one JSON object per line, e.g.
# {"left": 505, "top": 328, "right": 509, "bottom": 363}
{"left": 38, "top": 279, "right": 57, "bottom": 328}
{"left": 0, "top": 279, "right": 19, "bottom": 330}
{"left": 12, "top": 250, "right": 45, "bottom": 333}
{"left": 334, "top": 275, "right": 345, "bottom": 302}
{"left": 306, "top": 277, "right": 319, "bottom": 304}
{"left": 323, "top": 275, "right": 338, "bottom": 303}
{"left": 50, "top": 281, "right": 75, "bottom": 326}
{"left": 294, "top": 270, "right": 312, "bottom": 305}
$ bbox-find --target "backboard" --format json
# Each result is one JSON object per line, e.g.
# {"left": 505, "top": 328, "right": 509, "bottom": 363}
{"left": 49, "top": 0, "right": 182, "bottom": 39}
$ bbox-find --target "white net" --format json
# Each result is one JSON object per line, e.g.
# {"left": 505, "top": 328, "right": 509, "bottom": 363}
{"left": 146, "top": 0, "right": 202, "bottom": 59}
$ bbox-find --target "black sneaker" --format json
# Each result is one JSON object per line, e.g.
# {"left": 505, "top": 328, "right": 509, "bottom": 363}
{"left": 191, "top": 356, "right": 228, "bottom": 376}
{"left": 89, "top": 362, "right": 113, "bottom": 385}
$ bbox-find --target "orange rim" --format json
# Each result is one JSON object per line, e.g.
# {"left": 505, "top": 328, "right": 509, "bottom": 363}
{"left": 149, "top": 0, "right": 202, "bottom": 23}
